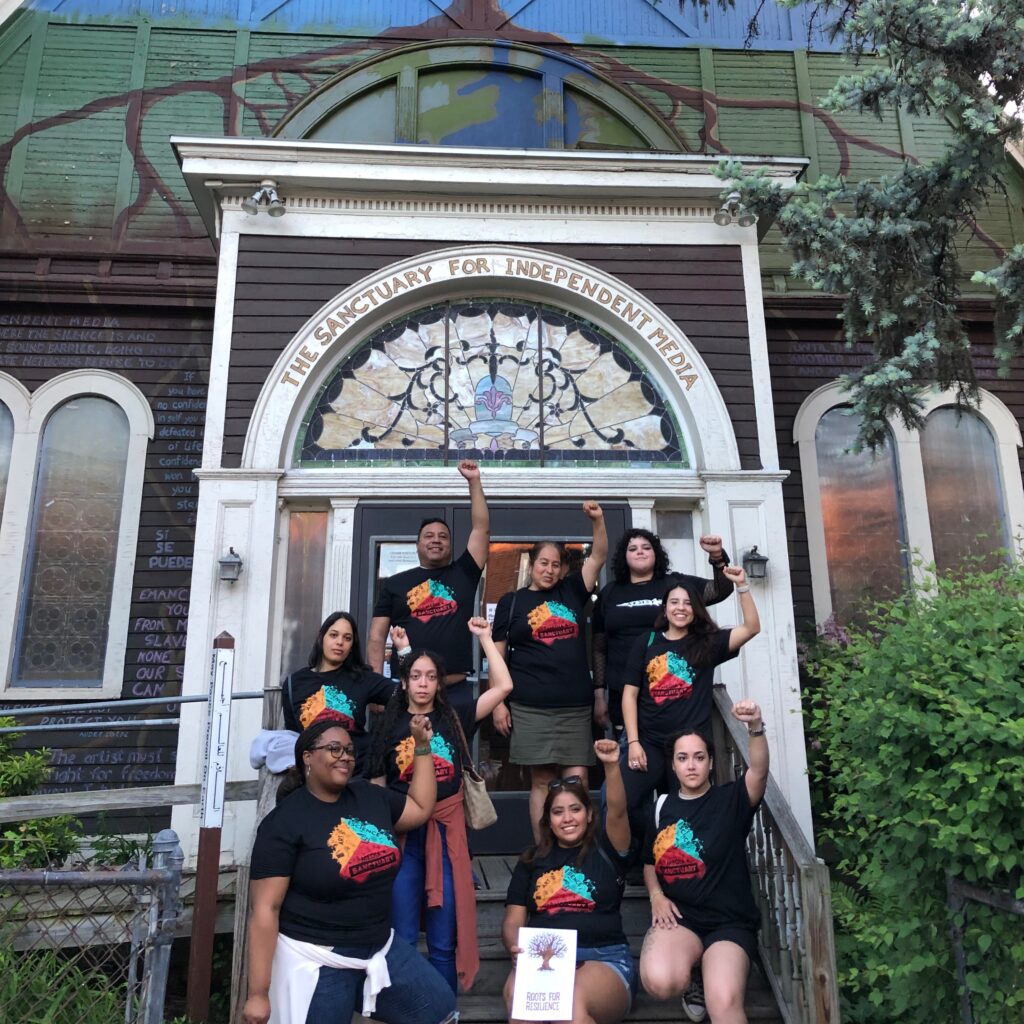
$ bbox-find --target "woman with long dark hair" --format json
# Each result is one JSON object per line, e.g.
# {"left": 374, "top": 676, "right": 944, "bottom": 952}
{"left": 243, "top": 719, "right": 456, "bottom": 1024}
{"left": 491, "top": 501, "right": 608, "bottom": 841}
{"left": 593, "top": 529, "right": 734, "bottom": 736}
{"left": 502, "top": 740, "right": 636, "bottom": 1024}
{"left": 641, "top": 702, "right": 769, "bottom": 1024}
{"left": 619, "top": 566, "right": 758, "bottom": 837}
{"left": 370, "top": 617, "right": 514, "bottom": 994}
{"left": 281, "top": 611, "right": 397, "bottom": 773}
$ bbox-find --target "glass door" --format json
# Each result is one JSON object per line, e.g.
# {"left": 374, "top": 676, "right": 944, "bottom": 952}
{"left": 353, "top": 501, "right": 629, "bottom": 853}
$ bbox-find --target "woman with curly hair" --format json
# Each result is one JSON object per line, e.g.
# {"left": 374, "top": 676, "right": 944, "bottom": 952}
{"left": 370, "top": 617, "right": 513, "bottom": 994}
{"left": 593, "top": 529, "right": 734, "bottom": 737}
{"left": 620, "top": 566, "right": 758, "bottom": 838}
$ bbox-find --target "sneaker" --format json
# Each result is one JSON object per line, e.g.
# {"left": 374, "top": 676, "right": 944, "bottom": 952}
{"left": 681, "top": 973, "right": 707, "bottom": 1023}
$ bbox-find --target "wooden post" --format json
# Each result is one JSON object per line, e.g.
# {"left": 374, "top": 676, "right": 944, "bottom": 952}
{"left": 187, "top": 632, "right": 235, "bottom": 1023}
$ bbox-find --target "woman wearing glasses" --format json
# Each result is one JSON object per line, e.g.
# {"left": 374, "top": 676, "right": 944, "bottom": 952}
{"left": 501, "top": 740, "right": 636, "bottom": 1024}
{"left": 243, "top": 719, "right": 456, "bottom": 1024}
{"left": 370, "top": 617, "right": 514, "bottom": 994}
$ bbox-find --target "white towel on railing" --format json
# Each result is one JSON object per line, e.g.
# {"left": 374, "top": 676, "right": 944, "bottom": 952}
{"left": 268, "top": 930, "right": 394, "bottom": 1023}
{"left": 249, "top": 729, "right": 299, "bottom": 773}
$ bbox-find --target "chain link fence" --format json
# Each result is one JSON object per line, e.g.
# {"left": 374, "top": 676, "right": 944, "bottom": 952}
{"left": 0, "top": 828, "right": 183, "bottom": 1024}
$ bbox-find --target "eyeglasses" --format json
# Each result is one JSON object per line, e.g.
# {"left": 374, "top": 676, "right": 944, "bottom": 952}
{"left": 548, "top": 775, "right": 583, "bottom": 792}
{"left": 310, "top": 742, "right": 356, "bottom": 760}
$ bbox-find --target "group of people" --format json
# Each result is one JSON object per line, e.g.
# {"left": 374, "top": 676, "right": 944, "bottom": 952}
{"left": 243, "top": 461, "right": 772, "bottom": 1024}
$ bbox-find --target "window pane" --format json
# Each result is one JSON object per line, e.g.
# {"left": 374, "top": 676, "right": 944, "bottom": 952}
{"left": 279, "top": 510, "right": 328, "bottom": 677}
{"left": 815, "top": 408, "right": 908, "bottom": 621}
{"left": 0, "top": 401, "right": 12, "bottom": 521}
{"left": 921, "top": 408, "right": 1009, "bottom": 572}
{"left": 14, "top": 398, "right": 129, "bottom": 687}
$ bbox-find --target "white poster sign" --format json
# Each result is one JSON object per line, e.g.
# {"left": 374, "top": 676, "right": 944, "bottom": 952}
{"left": 511, "top": 926, "right": 577, "bottom": 1021}
{"left": 378, "top": 542, "right": 420, "bottom": 578}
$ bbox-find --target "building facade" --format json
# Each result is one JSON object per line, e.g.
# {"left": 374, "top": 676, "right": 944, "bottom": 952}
{"left": 1, "top": 0, "right": 1021, "bottom": 862}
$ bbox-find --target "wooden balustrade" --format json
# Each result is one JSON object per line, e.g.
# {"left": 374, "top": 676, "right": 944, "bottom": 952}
{"left": 711, "top": 685, "right": 841, "bottom": 1024}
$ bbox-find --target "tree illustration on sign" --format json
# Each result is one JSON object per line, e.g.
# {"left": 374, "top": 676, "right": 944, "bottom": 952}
{"left": 528, "top": 932, "right": 568, "bottom": 971}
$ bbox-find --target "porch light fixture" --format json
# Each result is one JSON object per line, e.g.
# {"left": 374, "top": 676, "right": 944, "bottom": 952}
{"left": 714, "top": 190, "right": 757, "bottom": 228}
{"left": 218, "top": 547, "right": 243, "bottom": 583}
{"left": 742, "top": 546, "right": 769, "bottom": 580}
{"left": 241, "top": 179, "right": 286, "bottom": 217}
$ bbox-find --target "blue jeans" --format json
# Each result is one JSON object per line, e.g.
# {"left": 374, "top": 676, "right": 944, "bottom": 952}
{"left": 305, "top": 932, "right": 456, "bottom": 1024}
{"left": 391, "top": 823, "right": 458, "bottom": 993}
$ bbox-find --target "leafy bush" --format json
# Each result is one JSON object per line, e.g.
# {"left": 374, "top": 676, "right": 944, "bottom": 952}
{"left": 805, "top": 563, "right": 1024, "bottom": 1023}
{"left": 0, "top": 945, "right": 121, "bottom": 1024}
{"left": 0, "top": 718, "right": 80, "bottom": 869}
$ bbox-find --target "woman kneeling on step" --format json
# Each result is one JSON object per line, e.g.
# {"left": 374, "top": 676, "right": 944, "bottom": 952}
{"left": 502, "top": 740, "right": 636, "bottom": 1024}
{"left": 639, "top": 702, "right": 769, "bottom": 1024}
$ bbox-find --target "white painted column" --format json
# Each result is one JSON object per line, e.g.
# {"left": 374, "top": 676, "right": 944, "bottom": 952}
{"left": 701, "top": 471, "right": 813, "bottom": 844}
{"left": 322, "top": 497, "right": 358, "bottom": 615}
{"left": 172, "top": 468, "right": 283, "bottom": 867}
{"left": 627, "top": 497, "right": 655, "bottom": 531}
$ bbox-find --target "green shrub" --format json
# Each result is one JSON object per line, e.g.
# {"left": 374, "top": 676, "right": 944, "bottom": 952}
{"left": 805, "top": 563, "right": 1024, "bottom": 1023}
{"left": 0, "top": 945, "right": 122, "bottom": 1024}
{"left": 0, "top": 718, "right": 80, "bottom": 869}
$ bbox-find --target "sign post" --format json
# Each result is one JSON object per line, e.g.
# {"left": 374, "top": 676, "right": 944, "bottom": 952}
{"left": 187, "top": 631, "right": 235, "bottom": 1022}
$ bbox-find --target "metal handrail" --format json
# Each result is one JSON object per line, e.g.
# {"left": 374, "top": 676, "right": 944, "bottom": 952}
{"left": 711, "top": 685, "right": 841, "bottom": 1024}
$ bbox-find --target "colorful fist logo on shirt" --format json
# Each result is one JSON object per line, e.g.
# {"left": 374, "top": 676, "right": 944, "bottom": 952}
{"left": 407, "top": 579, "right": 458, "bottom": 622}
{"left": 527, "top": 601, "right": 579, "bottom": 645}
{"left": 533, "top": 865, "right": 597, "bottom": 914}
{"left": 394, "top": 733, "right": 456, "bottom": 784}
{"left": 653, "top": 819, "right": 706, "bottom": 882}
{"left": 300, "top": 686, "right": 357, "bottom": 731}
{"left": 327, "top": 817, "right": 400, "bottom": 883}
{"left": 646, "top": 651, "right": 696, "bottom": 705}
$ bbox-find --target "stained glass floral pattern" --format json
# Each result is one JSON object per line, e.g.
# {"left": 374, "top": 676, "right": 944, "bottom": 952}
{"left": 297, "top": 300, "right": 687, "bottom": 468}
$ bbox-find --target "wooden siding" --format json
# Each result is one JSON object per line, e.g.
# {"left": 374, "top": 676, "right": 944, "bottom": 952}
{"left": 224, "top": 237, "right": 759, "bottom": 470}
{"left": 0, "top": 303, "right": 212, "bottom": 797}
{"left": 765, "top": 307, "right": 1024, "bottom": 633}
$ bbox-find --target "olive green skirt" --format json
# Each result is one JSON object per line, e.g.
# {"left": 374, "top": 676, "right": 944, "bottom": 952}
{"left": 508, "top": 701, "right": 595, "bottom": 767}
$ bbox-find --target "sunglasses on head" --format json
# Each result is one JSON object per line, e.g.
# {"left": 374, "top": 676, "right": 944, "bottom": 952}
{"left": 548, "top": 775, "right": 583, "bottom": 792}
{"left": 310, "top": 742, "right": 356, "bottom": 760}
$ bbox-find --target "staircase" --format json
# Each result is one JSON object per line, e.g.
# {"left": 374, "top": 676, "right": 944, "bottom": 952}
{"left": 449, "top": 860, "right": 784, "bottom": 1023}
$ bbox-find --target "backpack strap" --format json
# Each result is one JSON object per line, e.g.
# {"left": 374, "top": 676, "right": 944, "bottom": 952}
{"left": 655, "top": 792, "right": 668, "bottom": 824}
{"left": 596, "top": 841, "right": 625, "bottom": 888}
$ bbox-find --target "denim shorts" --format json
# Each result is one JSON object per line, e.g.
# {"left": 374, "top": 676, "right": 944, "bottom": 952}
{"left": 576, "top": 943, "right": 639, "bottom": 1006}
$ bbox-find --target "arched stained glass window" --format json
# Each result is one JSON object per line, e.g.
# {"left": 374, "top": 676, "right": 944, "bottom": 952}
{"left": 920, "top": 408, "right": 1009, "bottom": 572}
{"left": 13, "top": 397, "right": 129, "bottom": 687}
{"left": 0, "top": 401, "right": 12, "bottom": 521}
{"left": 815, "top": 407, "right": 908, "bottom": 621}
{"left": 297, "top": 300, "right": 687, "bottom": 468}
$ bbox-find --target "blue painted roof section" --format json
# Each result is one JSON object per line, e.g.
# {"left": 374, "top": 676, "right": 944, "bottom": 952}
{"left": 24, "top": 0, "right": 845, "bottom": 51}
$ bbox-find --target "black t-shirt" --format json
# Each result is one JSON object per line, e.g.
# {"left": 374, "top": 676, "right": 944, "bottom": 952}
{"left": 381, "top": 692, "right": 477, "bottom": 802}
{"left": 373, "top": 549, "right": 483, "bottom": 675}
{"left": 593, "top": 572, "right": 733, "bottom": 695}
{"left": 624, "top": 628, "right": 736, "bottom": 744}
{"left": 506, "top": 833, "right": 629, "bottom": 948}
{"left": 643, "top": 779, "right": 759, "bottom": 930}
{"left": 492, "top": 571, "right": 593, "bottom": 708}
{"left": 250, "top": 781, "right": 407, "bottom": 947}
{"left": 282, "top": 665, "right": 396, "bottom": 737}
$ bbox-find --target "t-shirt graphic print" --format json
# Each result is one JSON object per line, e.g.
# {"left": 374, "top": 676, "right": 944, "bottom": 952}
{"left": 527, "top": 601, "right": 579, "bottom": 645}
{"left": 646, "top": 650, "right": 697, "bottom": 705}
{"left": 653, "top": 818, "right": 707, "bottom": 882}
{"left": 533, "top": 865, "right": 597, "bottom": 914}
{"left": 327, "top": 817, "right": 401, "bottom": 884}
{"left": 407, "top": 578, "right": 458, "bottom": 623}
{"left": 393, "top": 732, "right": 457, "bottom": 785}
{"left": 299, "top": 685, "right": 357, "bottom": 731}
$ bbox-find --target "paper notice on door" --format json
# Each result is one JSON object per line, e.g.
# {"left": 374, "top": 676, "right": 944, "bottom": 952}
{"left": 511, "top": 926, "right": 577, "bottom": 1021}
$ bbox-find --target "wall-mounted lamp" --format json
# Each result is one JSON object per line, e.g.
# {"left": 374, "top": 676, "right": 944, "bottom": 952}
{"left": 241, "top": 179, "right": 286, "bottom": 218}
{"left": 742, "top": 546, "right": 769, "bottom": 580}
{"left": 713, "top": 190, "right": 757, "bottom": 228}
{"left": 218, "top": 547, "right": 243, "bottom": 583}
